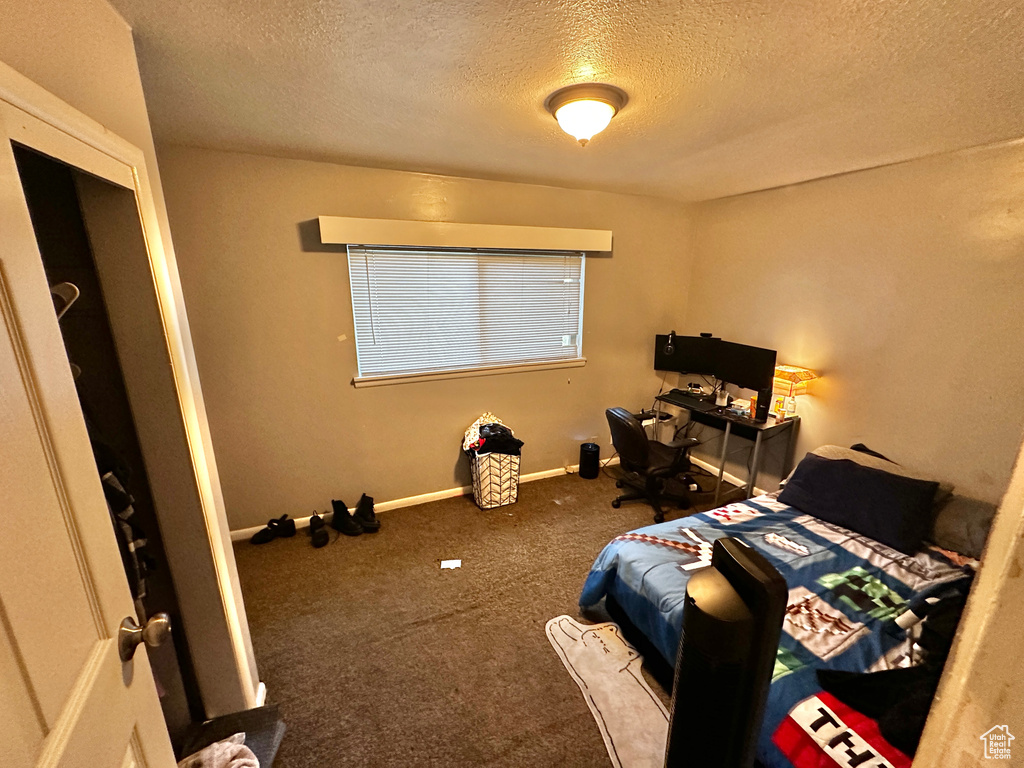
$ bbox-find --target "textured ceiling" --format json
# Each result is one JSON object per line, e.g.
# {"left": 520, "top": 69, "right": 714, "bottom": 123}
{"left": 109, "top": 0, "right": 1024, "bottom": 201}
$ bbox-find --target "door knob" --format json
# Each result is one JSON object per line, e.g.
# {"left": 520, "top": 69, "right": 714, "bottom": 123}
{"left": 118, "top": 612, "right": 172, "bottom": 662}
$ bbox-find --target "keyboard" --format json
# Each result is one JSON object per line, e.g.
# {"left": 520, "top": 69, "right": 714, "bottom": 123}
{"left": 660, "top": 389, "right": 718, "bottom": 412}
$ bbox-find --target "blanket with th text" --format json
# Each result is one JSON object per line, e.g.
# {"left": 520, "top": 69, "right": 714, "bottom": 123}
{"left": 579, "top": 495, "right": 971, "bottom": 768}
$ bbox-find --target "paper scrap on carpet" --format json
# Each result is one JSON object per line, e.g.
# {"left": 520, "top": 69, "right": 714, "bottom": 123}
{"left": 440, "top": 559, "right": 461, "bottom": 569}
{"left": 545, "top": 615, "right": 667, "bottom": 768}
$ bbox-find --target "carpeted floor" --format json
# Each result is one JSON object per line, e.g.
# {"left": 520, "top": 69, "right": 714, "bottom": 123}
{"left": 233, "top": 470, "right": 728, "bottom": 767}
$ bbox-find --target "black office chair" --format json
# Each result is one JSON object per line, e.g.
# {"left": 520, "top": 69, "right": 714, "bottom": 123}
{"left": 606, "top": 407, "right": 700, "bottom": 523}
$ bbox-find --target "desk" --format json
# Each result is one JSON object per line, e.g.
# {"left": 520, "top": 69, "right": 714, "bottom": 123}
{"left": 655, "top": 393, "right": 799, "bottom": 504}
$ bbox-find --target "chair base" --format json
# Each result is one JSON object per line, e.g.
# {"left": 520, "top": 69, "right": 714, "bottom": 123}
{"left": 612, "top": 473, "right": 693, "bottom": 524}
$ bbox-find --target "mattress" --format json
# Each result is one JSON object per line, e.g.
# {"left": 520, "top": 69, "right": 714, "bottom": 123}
{"left": 579, "top": 495, "right": 971, "bottom": 767}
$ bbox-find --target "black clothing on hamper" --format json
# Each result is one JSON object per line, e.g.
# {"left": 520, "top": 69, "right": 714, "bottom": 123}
{"left": 475, "top": 424, "right": 524, "bottom": 456}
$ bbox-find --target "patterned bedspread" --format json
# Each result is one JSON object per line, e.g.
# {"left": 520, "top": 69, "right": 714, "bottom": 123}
{"left": 579, "top": 495, "right": 970, "bottom": 768}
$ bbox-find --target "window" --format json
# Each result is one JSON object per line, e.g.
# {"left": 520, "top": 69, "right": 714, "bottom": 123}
{"left": 347, "top": 246, "right": 585, "bottom": 384}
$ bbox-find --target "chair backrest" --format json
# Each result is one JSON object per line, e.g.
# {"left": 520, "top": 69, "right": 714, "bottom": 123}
{"left": 606, "top": 407, "right": 650, "bottom": 471}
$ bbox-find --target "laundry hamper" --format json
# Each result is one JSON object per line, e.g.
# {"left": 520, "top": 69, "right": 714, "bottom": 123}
{"left": 470, "top": 452, "right": 521, "bottom": 509}
{"left": 463, "top": 412, "right": 523, "bottom": 510}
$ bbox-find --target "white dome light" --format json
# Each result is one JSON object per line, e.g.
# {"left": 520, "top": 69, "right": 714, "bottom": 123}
{"left": 554, "top": 100, "right": 617, "bottom": 145}
{"left": 545, "top": 83, "right": 628, "bottom": 147}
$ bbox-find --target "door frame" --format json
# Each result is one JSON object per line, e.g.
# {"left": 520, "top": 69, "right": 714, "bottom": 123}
{"left": 915, "top": 437, "right": 1024, "bottom": 761}
{"left": 0, "top": 59, "right": 261, "bottom": 716}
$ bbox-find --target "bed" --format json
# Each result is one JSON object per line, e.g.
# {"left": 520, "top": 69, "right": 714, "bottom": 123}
{"left": 579, "top": 447, "right": 985, "bottom": 768}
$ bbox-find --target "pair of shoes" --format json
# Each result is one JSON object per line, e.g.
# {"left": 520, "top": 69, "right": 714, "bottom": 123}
{"left": 330, "top": 494, "right": 380, "bottom": 536}
{"left": 309, "top": 512, "right": 329, "bottom": 548}
{"left": 250, "top": 514, "right": 297, "bottom": 544}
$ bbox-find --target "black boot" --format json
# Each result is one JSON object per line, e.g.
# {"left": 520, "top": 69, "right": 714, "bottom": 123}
{"left": 330, "top": 499, "right": 363, "bottom": 536}
{"left": 354, "top": 493, "right": 380, "bottom": 533}
{"left": 309, "top": 512, "right": 329, "bottom": 548}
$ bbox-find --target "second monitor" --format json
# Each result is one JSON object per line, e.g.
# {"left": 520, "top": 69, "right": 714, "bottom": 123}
{"left": 654, "top": 333, "right": 776, "bottom": 392}
{"left": 715, "top": 341, "right": 777, "bottom": 392}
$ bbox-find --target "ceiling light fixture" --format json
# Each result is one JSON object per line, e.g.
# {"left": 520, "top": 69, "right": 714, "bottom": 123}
{"left": 545, "top": 83, "right": 628, "bottom": 146}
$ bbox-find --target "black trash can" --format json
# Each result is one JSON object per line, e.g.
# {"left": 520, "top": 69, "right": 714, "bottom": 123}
{"left": 579, "top": 442, "right": 600, "bottom": 479}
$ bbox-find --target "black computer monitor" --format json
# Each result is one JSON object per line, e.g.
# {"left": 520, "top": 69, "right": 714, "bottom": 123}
{"left": 714, "top": 341, "right": 777, "bottom": 392}
{"left": 654, "top": 334, "right": 719, "bottom": 375}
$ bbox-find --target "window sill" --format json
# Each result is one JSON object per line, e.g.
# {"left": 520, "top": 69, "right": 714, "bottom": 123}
{"left": 352, "top": 358, "right": 587, "bottom": 388}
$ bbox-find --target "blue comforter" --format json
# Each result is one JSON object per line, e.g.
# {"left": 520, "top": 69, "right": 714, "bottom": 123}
{"left": 579, "top": 496, "right": 970, "bottom": 768}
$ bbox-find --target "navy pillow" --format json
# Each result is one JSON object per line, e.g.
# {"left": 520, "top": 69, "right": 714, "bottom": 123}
{"left": 779, "top": 453, "right": 939, "bottom": 554}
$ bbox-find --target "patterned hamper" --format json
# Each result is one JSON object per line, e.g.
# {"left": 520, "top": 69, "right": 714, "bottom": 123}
{"left": 470, "top": 452, "right": 521, "bottom": 509}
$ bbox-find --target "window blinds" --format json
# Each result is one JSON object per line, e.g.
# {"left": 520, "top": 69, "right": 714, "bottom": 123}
{"left": 347, "top": 246, "right": 585, "bottom": 380}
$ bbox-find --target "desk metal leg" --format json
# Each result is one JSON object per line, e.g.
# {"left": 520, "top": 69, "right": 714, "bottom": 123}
{"left": 747, "top": 430, "right": 764, "bottom": 498}
{"left": 781, "top": 420, "right": 798, "bottom": 477}
{"left": 713, "top": 421, "right": 731, "bottom": 506}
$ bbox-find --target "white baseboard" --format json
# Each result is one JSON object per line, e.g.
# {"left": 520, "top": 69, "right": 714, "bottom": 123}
{"left": 690, "top": 456, "right": 769, "bottom": 498}
{"left": 229, "top": 457, "right": 621, "bottom": 541}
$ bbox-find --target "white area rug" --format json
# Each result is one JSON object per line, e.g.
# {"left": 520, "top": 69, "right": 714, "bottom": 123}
{"left": 545, "top": 615, "right": 668, "bottom": 768}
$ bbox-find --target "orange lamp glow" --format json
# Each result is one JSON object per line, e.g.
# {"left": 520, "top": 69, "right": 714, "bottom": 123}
{"left": 772, "top": 365, "right": 818, "bottom": 398}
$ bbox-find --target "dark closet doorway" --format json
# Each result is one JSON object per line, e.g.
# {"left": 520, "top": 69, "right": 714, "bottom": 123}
{"left": 13, "top": 145, "right": 202, "bottom": 750}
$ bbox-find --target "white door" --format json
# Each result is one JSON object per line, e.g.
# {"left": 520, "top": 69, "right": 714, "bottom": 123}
{"left": 0, "top": 100, "right": 177, "bottom": 766}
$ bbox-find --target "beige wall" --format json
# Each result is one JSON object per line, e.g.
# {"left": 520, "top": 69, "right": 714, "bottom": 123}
{"left": 0, "top": 0, "right": 152, "bottom": 155}
{"left": 156, "top": 145, "right": 694, "bottom": 531}
{"left": 684, "top": 139, "right": 1024, "bottom": 502}
{"left": 0, "top": 0, "right": 178, "bottom": 262}
{"left": 0, "top": 0, "right": 260, "bottom": 715}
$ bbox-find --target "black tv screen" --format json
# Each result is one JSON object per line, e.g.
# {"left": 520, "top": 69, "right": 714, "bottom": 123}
{"left": 654, "top": 334, "right": 719, "bottom": 375}
{"left": 714, "top": 341, "right": 777, "bottom": 391}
